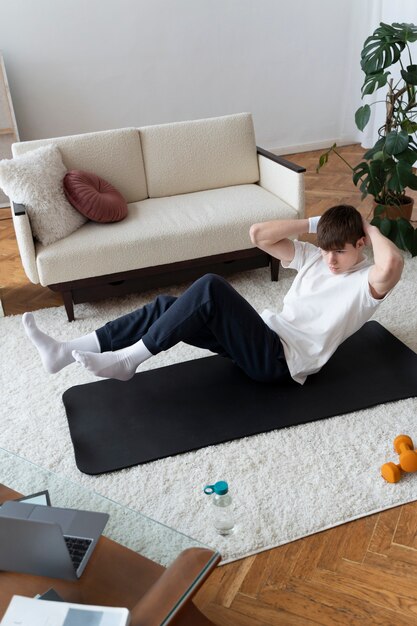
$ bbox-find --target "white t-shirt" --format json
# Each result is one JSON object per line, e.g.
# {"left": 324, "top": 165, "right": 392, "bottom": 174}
{"left": 261, "top": 240, "right": 387, "bottom": 384}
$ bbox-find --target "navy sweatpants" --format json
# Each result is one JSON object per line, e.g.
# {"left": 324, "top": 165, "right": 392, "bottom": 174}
{"left": 96, "top": 274, "right": 290, "bottom": 383}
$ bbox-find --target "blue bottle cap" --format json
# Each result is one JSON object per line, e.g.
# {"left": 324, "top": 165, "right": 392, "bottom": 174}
{"left": 204, "top": 480, "right": 229, "bottom": 495}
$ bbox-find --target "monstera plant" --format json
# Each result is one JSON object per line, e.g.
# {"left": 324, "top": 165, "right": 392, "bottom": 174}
{"left": 318, "top": 22, "right": 417, "bottom": 256}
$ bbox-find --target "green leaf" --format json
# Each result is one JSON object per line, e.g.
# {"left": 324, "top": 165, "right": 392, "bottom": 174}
{"left": 374, "top": 205, "right": 386, "bottom": 217}
{"left": 361, "top": 40, "right": 401, "bottom": 74}
{"left": 316, "top": 144, "right": 337, "bottom": 174}
{"left": 406, "top": 170, "right": 417, "bottom": 190}
{"left": 390, "top": 220, "right": 401, "bottom": 246}
{"left": 389, "top": 23, "right": 417, "bottom": 44}
{"left": 372, "top": 151, "right": 385, "bottom": 161}
{"left": 355, "top": 105, "right": 371, "bottom": 131}
{"left": 397, "top": 161, "right": 417, "bottom": 189}
{"left": 386, "top": 160, "right": 413, "bottom": 193}
{"left": 410, "top": 230, "right": 417, "bottom": 257}
{"left": 370, "top": 22, "right": 417, "bottom": 45}
{"left": 360, "top": 23, "right": 417, "bottom": 94}
{"left": 401, "top": 120, "right": 417, "bottom": 134}
{"left": 401, "top": 64, "right": 417, "bottom": 85}
{"left": 360, "top": 23, "right": 404, "bottom": 74}
{"left": 379, "top": 217, "right": 392, "bottom": 237}
{"left": 385, "top": 130, "right": 409, "bottom": 155}
{"left": 396, "top": 146, "right": 417, "bottom": 165}
{"left": 317, "top": 153, "right": 328, "bottom": 171}
{"left": 397, "top": 216, "right": 413, "bottom": 230}
{"left": 396, "top": 217, "right": 415, "bottom": 251}
{"left": 352, "top": 163, "right": 366, "bottom": 187}
{"left": 352, "top": 160, "right": 385, "bottom": 198}
{"left": 363, "top": 138, "right": 386, "bottom": 160}
{"left": 361, "top": 71, "right": 390, "bottom": 96}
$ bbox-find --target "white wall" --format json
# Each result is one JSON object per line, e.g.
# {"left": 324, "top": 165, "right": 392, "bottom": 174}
{"left": 0, "top": 0, "right": 390, "bottom": 152}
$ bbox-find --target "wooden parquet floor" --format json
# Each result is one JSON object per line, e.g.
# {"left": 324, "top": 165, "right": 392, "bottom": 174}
{"left": 2, "top": 144, "right": 417, "bottom": 625}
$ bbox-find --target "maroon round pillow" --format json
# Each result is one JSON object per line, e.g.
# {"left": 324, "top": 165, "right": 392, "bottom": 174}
{"left": 63, "top": 170, "right": 128, "bottom": 223}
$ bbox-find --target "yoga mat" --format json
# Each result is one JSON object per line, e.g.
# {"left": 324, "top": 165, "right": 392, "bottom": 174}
{"left": 63, "top": 321, "right": 417, "bottom": 475}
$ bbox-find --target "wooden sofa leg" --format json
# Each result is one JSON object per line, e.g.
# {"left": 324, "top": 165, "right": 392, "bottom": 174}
{"left": 270, "top": 257, "right": 280, "bottom": 281}
{"left": 62, "top": 291, "right": 75, "bottom": 322}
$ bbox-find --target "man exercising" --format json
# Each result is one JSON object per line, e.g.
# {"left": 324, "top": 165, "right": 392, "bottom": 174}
{"left": 23, "top": 205, "right": 403, "bottom": 385}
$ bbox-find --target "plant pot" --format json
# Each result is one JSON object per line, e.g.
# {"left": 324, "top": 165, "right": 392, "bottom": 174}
{"left": 373, "top": 196, "right": 414, "bottom": 220}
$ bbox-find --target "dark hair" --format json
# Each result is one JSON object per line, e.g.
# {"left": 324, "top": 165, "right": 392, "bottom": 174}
{"left": 317, "top": 205, "right": 365, "bottom": 250}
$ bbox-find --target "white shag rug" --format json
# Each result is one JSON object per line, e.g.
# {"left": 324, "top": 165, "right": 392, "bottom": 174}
{"left": 1, "top": 258, "right": 417, "bottom": 565}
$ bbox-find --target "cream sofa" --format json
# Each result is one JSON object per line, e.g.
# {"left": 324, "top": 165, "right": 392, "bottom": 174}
{"left": 11, "top": 113, "right": 305, "bottom": 320}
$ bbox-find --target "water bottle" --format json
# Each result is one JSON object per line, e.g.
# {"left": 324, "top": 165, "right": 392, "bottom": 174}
{"left": 204, "top": 480, "right": 234, "bottom": 535}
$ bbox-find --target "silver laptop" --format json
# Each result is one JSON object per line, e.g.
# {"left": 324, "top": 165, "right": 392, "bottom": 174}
{"left": 0, "top": 500, "right": 109, "bottom": 580}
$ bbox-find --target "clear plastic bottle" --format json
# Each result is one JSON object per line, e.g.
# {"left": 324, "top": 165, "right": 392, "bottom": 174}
{"left": 204, "top": 480, "right": 234, "bottom": 536}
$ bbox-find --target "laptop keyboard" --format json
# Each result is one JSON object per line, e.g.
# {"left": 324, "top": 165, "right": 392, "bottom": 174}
{"left": 63, "top": 535, "right": 93, "bottom": 570}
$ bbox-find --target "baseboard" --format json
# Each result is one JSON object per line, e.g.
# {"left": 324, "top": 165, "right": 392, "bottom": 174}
{"left": 269, "top": 137, "right": 358, "bottom": 156}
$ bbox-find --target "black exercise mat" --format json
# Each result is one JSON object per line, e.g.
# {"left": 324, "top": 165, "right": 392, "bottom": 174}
{"left": 63, "top": 321, "right": 417, "bottom": 474}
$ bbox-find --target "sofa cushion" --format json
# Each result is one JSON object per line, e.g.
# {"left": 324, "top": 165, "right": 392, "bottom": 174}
{"left": 12, "top": 128, "right": 148, "bottom": 204}
{"left": 0, "top": 144, "right": 87, "bottom": 246}
{"left": 64, "top": 170, "right": 128, "bottom": 223}
{"left": 35, "top": 184, "right": 299, "bottom": 285}
{"left": 139, "top": 113, "right": 259, "bottom": 198}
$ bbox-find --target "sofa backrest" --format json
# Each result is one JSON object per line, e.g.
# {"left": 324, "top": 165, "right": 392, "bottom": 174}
{"left": 12, "top": 128, "right": 148, "bottom": 204}
{"left": 139, "top": 112, "right": 259, "bottom": 198}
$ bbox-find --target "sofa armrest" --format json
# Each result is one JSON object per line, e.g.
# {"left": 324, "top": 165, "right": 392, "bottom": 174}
{"left": 12, "top": 202, "right": 27, "bottom": 216}
{"left": 129, "top": 547, "right": 220, "bottom": 626}
{"left": 256, "top": 147, "right": 305, "bottom": 218}
{"left": 256, "top": 147, "right": 306, "bottom": 173}
{"left": 11, "top": 201, "right": 40, "bottom": 284}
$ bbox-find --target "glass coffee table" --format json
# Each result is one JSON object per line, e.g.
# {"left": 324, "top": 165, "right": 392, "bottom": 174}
{"left": 0, "top": 447, "right": 220, "bottom": 626}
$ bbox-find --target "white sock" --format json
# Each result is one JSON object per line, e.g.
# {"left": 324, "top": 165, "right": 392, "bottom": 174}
{"left": 72, "top": 339, "right": 152, "bottom": 381}
{"left": 22, "top": 312, "right": 100, "bottom": 374}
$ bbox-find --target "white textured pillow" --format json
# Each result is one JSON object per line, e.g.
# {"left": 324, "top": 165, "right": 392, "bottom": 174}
{"left": 0, "top": 144, "right": 87, "bottom": 246}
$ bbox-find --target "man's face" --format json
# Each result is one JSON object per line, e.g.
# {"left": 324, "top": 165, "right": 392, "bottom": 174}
{"left": 320, "top": 240, "right": 365, "bottom": 274}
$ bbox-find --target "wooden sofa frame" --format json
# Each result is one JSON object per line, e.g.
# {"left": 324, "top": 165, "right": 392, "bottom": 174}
{"left": 13, "top": 147, "right": 305, "bottom": 321}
